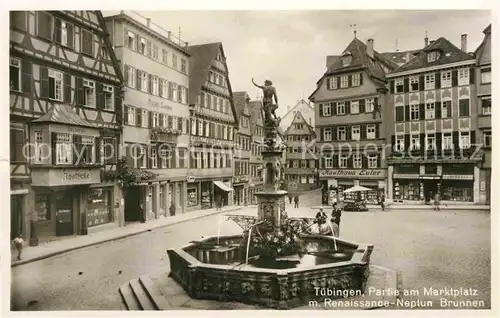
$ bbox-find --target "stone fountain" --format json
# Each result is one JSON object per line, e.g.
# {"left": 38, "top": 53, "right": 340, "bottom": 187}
{"left": 164, "top": 79, "right": 375, "bottom": 309}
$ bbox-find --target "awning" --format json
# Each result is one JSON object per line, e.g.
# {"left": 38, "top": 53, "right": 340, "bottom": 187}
{"left": 213, "top": 181, "right": 234, "bottom": 192}
{"left": 442, "top": 175, "right": 474, "bottom": 180}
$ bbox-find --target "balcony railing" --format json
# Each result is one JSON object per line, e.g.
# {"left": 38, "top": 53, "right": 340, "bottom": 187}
{"left": 149, "top": 127, "right": 181, "bottom": 143}
{"left": 204, "top": 82, "right": 230, "bottom": 98}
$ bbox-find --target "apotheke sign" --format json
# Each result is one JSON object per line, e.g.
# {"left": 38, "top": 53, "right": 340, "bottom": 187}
{"left": 319, "top": 169, "right": 386, "bottom": 179}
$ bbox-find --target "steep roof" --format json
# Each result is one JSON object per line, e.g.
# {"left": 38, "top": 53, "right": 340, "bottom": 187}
{"left": 474, "top": 24, "right": 492, "bottom": 65}
{"left": 232, "top": 91, "right": 250, "bottom": 118}
{"left": 281, "top": 99, "right": 313, "bottom": 121}
{"left": 391, "top": 37, "right": 475, "bottom": 73}
{"left": 188, "top": 42, "right": 238, "bottom": 125}
{"left": 283, "top": 111, "right": 315, "bottom": 136}
{"left": 32, "top": 104, "right": 96, "bottom": 128}
{"left": 380, "top": 50, "right": 420, "bottom": 66}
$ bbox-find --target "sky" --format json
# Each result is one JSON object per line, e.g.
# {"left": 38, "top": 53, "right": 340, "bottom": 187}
{"left": 103, "top": 10, "right": 490, "bottom": 117}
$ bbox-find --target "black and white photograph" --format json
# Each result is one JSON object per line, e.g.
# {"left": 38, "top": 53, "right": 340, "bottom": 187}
{"left": 3, "top": 1, "right": 497, "bottom": 314}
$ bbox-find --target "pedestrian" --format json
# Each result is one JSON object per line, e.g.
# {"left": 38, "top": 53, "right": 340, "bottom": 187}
{"left": 380, "top": 193, "right": 386, "bottom": 211}
{"left": 434, "top": 193, "right": 441, "bottom": 211}
{"left": 13, "top": 233, "right": 24, "bottom": 261}
{"left": 294, "top": 196, "right": 299, "bottom": 208}
{"left": 315, "top": 208, "right": 327, "bottom": 224}
{"left": 169, "top": 203, "right": 176, "bottom": 216}
{"left": 288, "top": 195, "right": 293, "bottom": 205}
{"left": 139, "top": 203, "right": 146, "bottom": 223}
{"left": 216, "top": 196, "right": 222, "bottom": 211}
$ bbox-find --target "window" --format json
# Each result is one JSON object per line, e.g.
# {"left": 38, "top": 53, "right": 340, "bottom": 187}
{"left": 410, "top": 76, "right": 419, "bottom": 91}
{"left": 162, "top": 49, "right": 168, "bottom": 63}
{"left": 152, "top": 113, "right": 159, "bottom": 128}
{"left": 481, "top": 68, "right": 491, "bottom": 84}
{"left": 365, "top": 98, "right": 374, "bottom": 112}
{"left": 10, "top": 58, "right": 21, "bottom": 91}
{"left": 102, "top": 137, "right": 117, "bottom": 163}
{"left": 181, "top": 59, "right": 187, "bottom": 73}
{"left": 138, "top": 147, "right": 147, "bottom": 169}
{"left": 442, "top": 100, "right": 451, "bottom": 118}
{"left": 127, "top": 31, "right": 136, "bottom": 50}
{"left": 395, "top": 79, "right": 404, "bottom": 93}
{"left": 172, "top": 54, "right": 178, "bottom": 69}
{"left": 152, "top": 43, "right": 159, "bottom": 60}
{"left": 395, "top": 106, "right": 404, "bottom": 121}
{"left": 411, "top": 135, "right": 420, "bottom": 150}
{"left": 339, "top": 155, "right": 348, "bottom": 168}
{"left": 295, "top": 124, "right": 303, "bottom": 130}
{"left": 426, "top": 134, "right": 436, "bottom": 150}
{"left": 459, "top": 131, "right": 470, "bottom": 149}
{"left": 323, "top": 128, "right": 332, "bottom": 141}
{"left": 410, "top": 104, "right": 419, "bottom": 121}
{"left": 350, "top": 101, "right": 359, "bottom": 114}
{"left": 55, "top": 133, "right": 72, "bottom": 164}
{"left": 301, "top": 159, "right": 307, "bottom": 168}
{"left": 11, "top": 11, "right": 27, "bottom": 32}
{"left": 150, "top": 148, "right": 157, "bottom": 168}
{"left": 103, "top": 85, "right": 114, "bottom": 110}
{"left": 139, "top": 37, "right": 147, "bottom": 55}
{"left": 427, "top": 51, "right": 437, "bottom": 62}
{"left": 181, "top": 87, "right": 187, "bottom": 104}
{"left": 351, "top": 125, "right": 360, "bottom": 141}
{"left": 126, "top": 106, "right": 135, "bottom": 125}
{"left": 336, "top": 102, "right": 345, "bottom": 115}
{"left": 172, "top": 83, "right": 177, "bottom": 101}
{"left": 366, "top": 125, "right": 376, "bottom": 139}
{"left": 48, "top": 69, "right": 63, "bottom": 101}
{"left": 425, "top": 73, "right": 435, "bottom": 90}
{"left": 367, "top": 155, "right": 378, "bottom": 168}
{"left": 142, "top": 110, "right": 148, "bottom": 128}
{"left": 459, "top": 99, "right": 470, "bottom": 117}
{"left": 395, "top": 135, "right": 404, "bottom": 151}
{"left": 322, "top": 103, "right": 331, "bottom": 116}
{"left": 352, "top": 73, "right": 361, "bottom": 86}
{"left": 177, "top": 85, "right": 182, "bottom": 103}
{"left": 441, "top": 71, "right": 452, "bottom": 88}
{"left": 76, "top": 136, "right": 95, "bottom": 164}
{"left": 337, "top": 127, "right": 346, "bottom": 141}
{"left": 37, "top": 11, "right": 52, "bottom": 40}
{"left": 81, "top": 29, "right": 93, "bottom": 56}
{"left": 54, "top": 19, "right": 73, "bottom": 48}
{"left": 341, "top": 55, "right": 352, "bottom": 67}
{"left": 10, "top": 129, "right": 24, "bottom": 163}
{"left": 126, "top": 66, "right": 136, "bottom": 88}
{"left": 141, "top": 72, "right": 148, "bottom": 93}
{"left": 340, "top": 76, "right": 348, "bottom": 88}
{"left": 328, "top": 77, "right": 337, "bottom": 90}
{"left": 83, "top": 79, "right": 95, "bottom": 107}
{"left": 152, "top": 76, "right": 159, "bottom": 95}
{"left": 458, "top": 68, "right": 469, "bottom": 86}
{"left": 35, "top": 194, "right": 50, "bottom": 221}
{"left": 159, "top": 148, "right": 168, "bottom": 168}
{"left": 325, "top": 157, "right": 333, "bottom": 168}
{"left": 33, "top": 131, "right": 44, "bottom": 163}
{"left": 483, "top": 131, "right": 492, "bottom": 148}
{"left": 442, "top": 133, "right": 453, "bottom": 150}
{"left": 425, "top": 102, "right": 435, "bottom": 119}
{"left": 482, "top": 98, "right": 491, "bottom": 115}
{"left": 353, "top": 154, "right": 362, "bottom": 168}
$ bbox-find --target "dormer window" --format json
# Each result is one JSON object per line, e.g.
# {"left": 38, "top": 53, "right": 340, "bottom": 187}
{"left": 427, "top": 51, "right": 439, "bottom": 62}
{"left": 341, "top": 52, "right": 352, "bottom": 67}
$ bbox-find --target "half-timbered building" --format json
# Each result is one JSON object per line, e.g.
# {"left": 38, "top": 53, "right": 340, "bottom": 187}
{"left": 232, "top": 92, "right": 252, "bottom": 206}
{"left": 248, "top": 100, "right": 264, "bottom": 205}
{"left": 187, "top": 42, "right": 238, "bottom": 209}
{"left": 10, "top": 11, "right": 123, "bottom": 242}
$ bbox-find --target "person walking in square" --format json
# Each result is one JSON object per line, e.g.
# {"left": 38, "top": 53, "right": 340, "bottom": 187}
{"left": 13, "top": 233, "right": 24, "bottom": 261}
{"left": 433, "top": 193, "right": 441, "bottom": 211}
{"left": 294, "top": 195, "right": 299, "bottom": 208}
{"left": 380, "top": 193, "right": 386, "bottom": 211}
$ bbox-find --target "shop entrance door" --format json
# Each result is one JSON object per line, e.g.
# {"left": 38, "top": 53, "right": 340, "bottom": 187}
{"left": 423, "top": 180, "right": 438, "bottom": 202}
{"left": 10, "top": 195, "right": 23, "bottom": 240}
{"left": 55, "top": 193, "right": 73, "bottom": 236}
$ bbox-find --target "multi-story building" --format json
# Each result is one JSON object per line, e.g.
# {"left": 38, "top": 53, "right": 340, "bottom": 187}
{"left": 187, "top": 42, "right": 238, "bottom": 209}
{"left": 385, "top": 35, "right": 482, "bottom": 203}
{"left": 474, "top": 24, "right": 491, "bottom": 204}
{"left": 104, "top": 11, "right": 191, "bottom": 221}
{"left": 10, "top": 11, "right": 123, "bottom": 242}
{"left": 283, "top": 111, "right": 317, "bottom": 190}
{"left": 279, "top": 99, "right": 315, "bottom": 132}
{"left": 248, "top": 100, "right": 264, "bottom": 204}
{"left": 232, "top": 92, "right": 252, "bottom": 205}
{"left": 309, "top": 37, "right": 398, "bottom": 203}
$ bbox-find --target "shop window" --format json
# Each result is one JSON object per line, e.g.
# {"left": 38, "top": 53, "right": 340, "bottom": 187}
{"left": 441, "top": 181, "right": 473, "bottom": 202}
{"left": 35, "top": 194, "right": 50, "bottom": 221}
{"left": 55, "top": 133, "right": 72, "bottom": 164}
{"left": 87, "top": 188, "right": 112, "bottom": 227}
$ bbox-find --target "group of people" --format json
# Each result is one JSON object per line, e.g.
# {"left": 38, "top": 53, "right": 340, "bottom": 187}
{"left": 288, "top": 195, "right": 300, "bottom": 208}
{"left": 313, "top": 201, "right": 343, "bottom": 237}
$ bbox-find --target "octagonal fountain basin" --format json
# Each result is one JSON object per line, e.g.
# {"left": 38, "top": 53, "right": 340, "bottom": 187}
{"left": 167, "top": 234, "right": 374, "bottom": 309}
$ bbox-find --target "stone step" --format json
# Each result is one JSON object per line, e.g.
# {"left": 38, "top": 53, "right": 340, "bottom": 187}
{"left": 139, "top": 274, "right": 172, "bottom": 310}
{"left": 129, "top": 278, "right": 156, "bottom": 310}
{"left": 118, "top": 283, "right": 141, "bottom": 311}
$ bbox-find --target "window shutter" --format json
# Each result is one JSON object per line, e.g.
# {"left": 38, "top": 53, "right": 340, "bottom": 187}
{"left": 76, "top": 77, "right": 84, "bottom": 105}
{"left": 435, "top": 72, "right": 441, "bottom": 89}
{"left": 54, "top": 18, "right": 61, "bottom": 43}
{"left": 124, "top": 65, "right": 129, "bottom": 83}
{"left": 96, "top": 83, "right": 104, "bottom": 109}
{"left": 471, "top": 131, "right": 476, "bottom": 145}
{"left": 345, "top": 101, "right": 351, "bottom": 114}
{"left": 362, "top": 154, "right": 368, "bottom": 168}
{"left": 136, "top": 108, "right": 141, "bottom": 127}
{"left": 346, "top": 125, "right": 351, "bottom": 140}
{"left": 159, "top": 114, "right": 164, "bottom": 127}
{"left": 331, "top": 102, "right": 337, "bottom": 116}
{"left": 359, "top": 73, "right": 363, "bottom": 85}
{"left": 374, "top": 97, "right": 379, "bottom": 108}
{"left": 320, "top": 128, "right": 324, "bottom": 141}
{"left": 337, "top": 76, "right": 341, "bottom": 87}
{"left": 420, "top": 134, "right": 425, "bottom": 155}
{"left": 168, "top": 82, "right": 172, "bottom": 99}
{"left": 403, "top": 78, "right": 409, "bottom": 93}
{"left": 347, "top": 155, "right": 352, "bottom": 168}
{"left": 435, "top": 101, "right": 441, "bottom": 119}
{"left": 332, "top": 126, "right": 337, "bottom": 141}
{"left": 114, "top": 86, "right": 122, "bottom": 124}
{"left": 436, "top": 133, "right": 442, "bottom": 154}
{"left": 63, "top": 73, "right": 71, "bottom": 103}
{"left": 359, "top": 99, "right": 365, "bottom": 113}
{"left": 420, "top": 103, "right": 425, "bottom": 120}
{"left": 360, "top": 124, "right": 367, "bottom": 140}
{"left": 419, "top": 75, "right": 425, "bottom": 91}
{"left": 158, "top": 79, "right": 163, "bottom": 97}
{"left": 404, "top": 134, "right": 410, "bottom": 151}
{"left": 21, "top": 60, "right": 32, "bottom": 94}
{"left": 40, "top": 66, "right": 49, "bottom": 98}
{"left": 136, "top": 70, "right": 142, "bottom": 91}
{"left": 333, "top": 154, "right": 339, "bottom": 168}
{"left": 148, "top": 74, "right": 153, "bottom": 93}
{"left": 319, "top": 104, "right": 323, "bottom": 117}
{"left": 321, "top": 157, "right": 325, "bottom": 169}
{"left": 404, "top": 105, "right": 410, "bottom": 121}
{"left": 135, "top": 34, "right": 140, "bottom": 51}
{"left": 95, "top": 137, "right": 102, "bottom": 164}
{"left": 126, "top": 146, "right": 134, "bottom": 167}
{"left": 51, "top": 132, "right": 57, "bottom": 165}
{"left": 452, "top": 70, "right": 458, "bottom": 87}
{"left": 148, "top": 111, "right": 153, "bottom": 128}
{"left": 124, "top": 106, "right": 129, "bottom": 125}
{"left": 326, "top": 78, "right": 330, "bottom": 90}
{"left": 348, "top": 75, "right": 352, "bottom": 87}
{"left": 452, "top": 132, "right": 459, "bottom": 152}
{"left": 469, "top": 67, "right": 475, "bottom": 85}
{"left": 67, "top": 23, "right": 74, "bottom": 48}
{"left": 389, "top": 80, "right": 394, "bottom": 94}
{"left": 375, "top": 124, "right": 380, "bottom": 139}
{"left": 391, "top": 135, "right": 396, "bottom": 153}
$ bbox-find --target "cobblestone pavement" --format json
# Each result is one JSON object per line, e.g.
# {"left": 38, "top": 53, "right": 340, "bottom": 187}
{"left": 11, "top": 206, "right": 490, "bottom": 310}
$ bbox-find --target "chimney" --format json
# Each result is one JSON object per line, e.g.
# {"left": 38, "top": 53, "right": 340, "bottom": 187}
{"left": 405, "top": 51, "right": 411, "bottom": 63}
{"left": 461, "top": 34, "right": 467, "bottom": 52}
{"left": 425, "top": 36, "right": 429, "bottom": 47}
{"left": 146, "top": 18, "right": 151, "bottom": 28}
{"left": 367, "top": 38, "right": 374, "bottom": 58}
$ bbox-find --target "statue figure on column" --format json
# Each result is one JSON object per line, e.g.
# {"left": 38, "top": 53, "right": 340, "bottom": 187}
{"left": 252, "top": 78, "right": 279, "bottom": 123}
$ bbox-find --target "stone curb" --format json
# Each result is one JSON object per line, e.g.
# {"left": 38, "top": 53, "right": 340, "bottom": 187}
{"left": 11, "top": 207, "right": 241, "bottom": 268}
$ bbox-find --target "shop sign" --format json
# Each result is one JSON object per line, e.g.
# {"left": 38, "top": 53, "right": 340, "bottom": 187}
{"left": 31, "top": 168, "right": 101, "bottom": 187}
{"left": 187, "top": 176, "right": 196, "bottom": 182}
{"left": 319, "top": 169, "right": 386, "bottom": 179}
{"left": 233, "top": 175, "right": 249, "bottom": 184}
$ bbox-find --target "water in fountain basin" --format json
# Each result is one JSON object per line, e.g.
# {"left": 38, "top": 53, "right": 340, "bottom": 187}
{"left": 326, "top": 219, "right": 338, "bottom": 251}
{"left": 245, "top": 226, "right": 254, "bottom": 264}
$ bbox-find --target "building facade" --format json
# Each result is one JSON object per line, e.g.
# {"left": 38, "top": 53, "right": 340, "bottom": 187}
{"left": 386, "top": 36, "right": 482, "bottom": 203}
{"left": 248, "top": 100, "right": 264, "bottom": 204}
{"left": 10, "top": 11, "right": 124, "bottom": 242}
{"left": 187, "top": 42, "right": 238, "bottom": 209}
{"left": 474, "top": 24, "right": 491, "bottom": 204}
{"left": 104, "top": 12, "right": 191, "bottom": 221}
{"left": 309, "top": 37, "right": 398, "bottom": 203}
{"left": 232, "top": 92, "right": 252, "bottom": 205}
{"left": 279, "top": 99, "right": 315, "bottom": 133}
{"left": 283, "top": 111, "right": 318, "bottom": 191}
